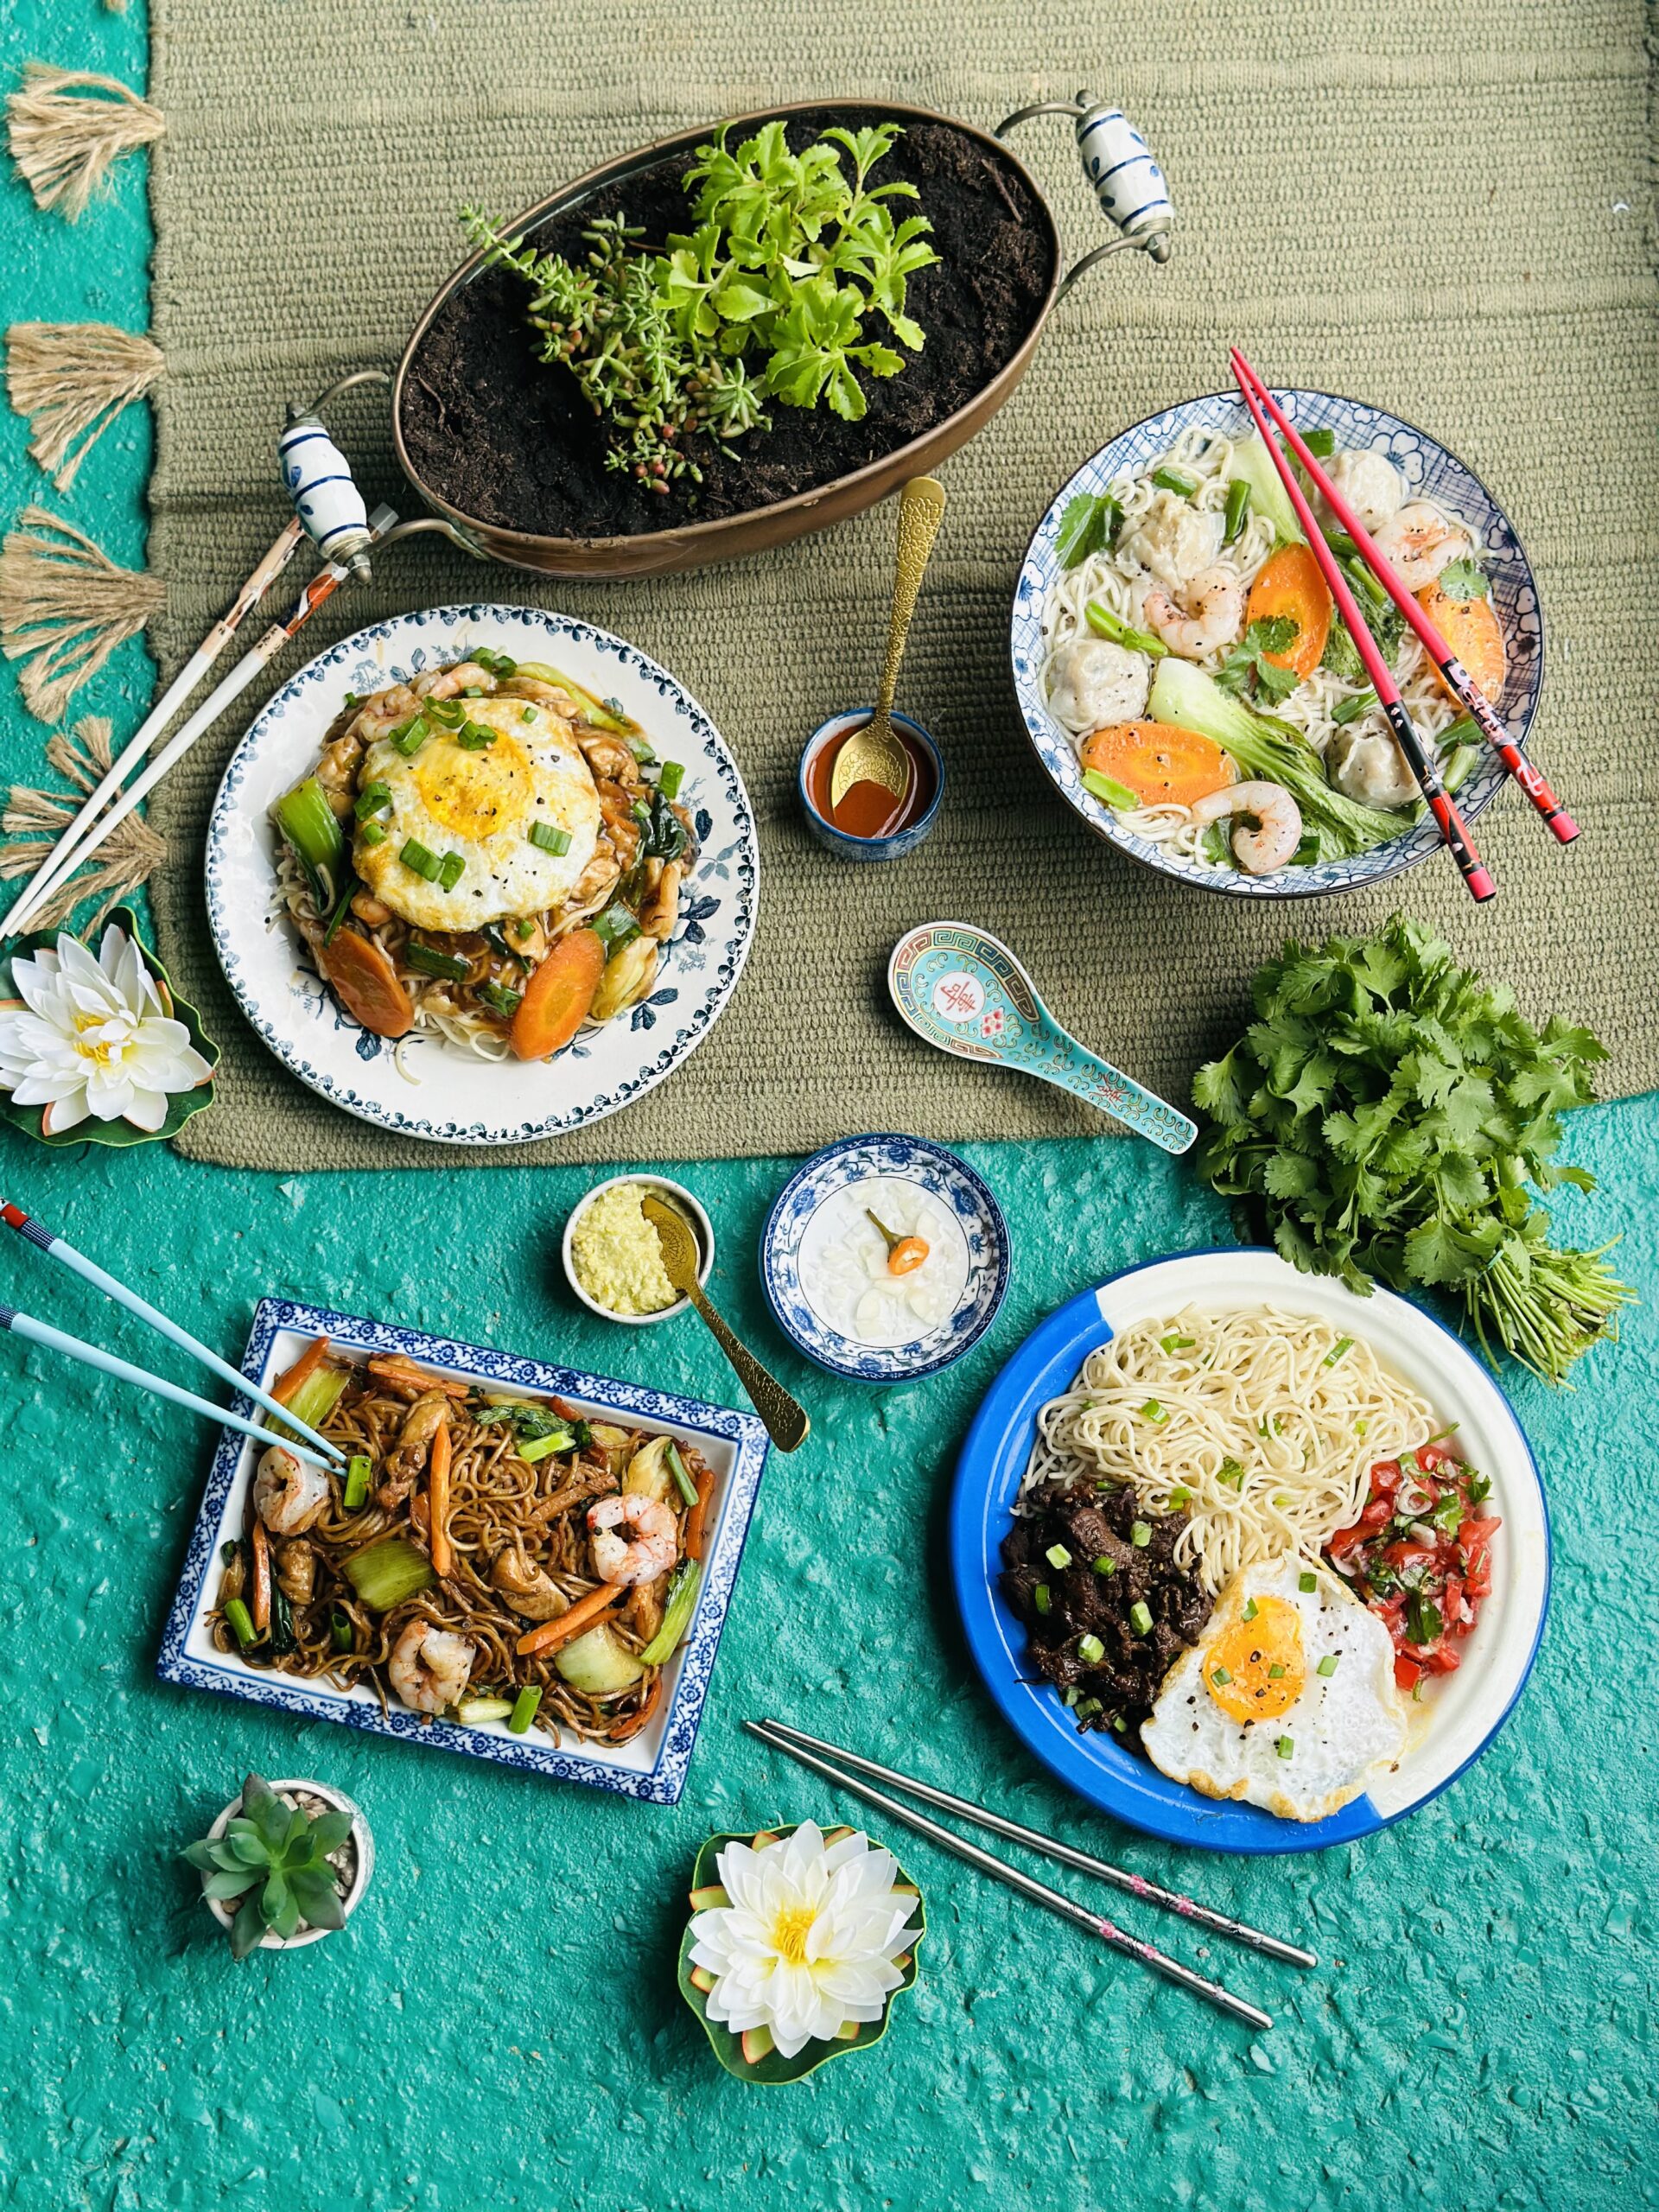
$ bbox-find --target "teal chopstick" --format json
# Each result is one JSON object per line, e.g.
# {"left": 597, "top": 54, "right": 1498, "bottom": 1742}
{"left": 0, "top": 1301, "right": 332, "bottom": 1470}
{"left": 0, "top": 1198, "right": 343, "bottom": 1465}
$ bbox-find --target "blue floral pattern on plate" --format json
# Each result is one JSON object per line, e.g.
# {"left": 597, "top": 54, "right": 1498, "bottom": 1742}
{"left": 204, "top": 605, "right": 759, "bottom": 1142}
{"left": 760, "top": 1135, "right": 1011, "bottom": 1382}
{"left": 1010, "top": 390, "right": 1545, "bottom": 898}
{"left": 156, "top": 1300, "right": 771, "bottom": 1804}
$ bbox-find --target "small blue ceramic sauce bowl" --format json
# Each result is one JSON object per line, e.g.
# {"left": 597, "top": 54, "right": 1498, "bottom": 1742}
{"left": 798, "top": 709, "right": 944, "bottom": 862}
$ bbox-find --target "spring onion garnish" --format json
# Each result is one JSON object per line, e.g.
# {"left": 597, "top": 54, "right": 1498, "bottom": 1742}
{"left": 639, "top": 1557, "right": 702, "bottom": 1664}
{"left": 1083, "top": 766, "right": 1141, "bottom": 810}
{"left": 331, "top": 1608, "right": 353, "bottom": 1652}
{"left": 1168, "top": 1487, "right": 1192, "bottom": 1508}
{"left": 478, "top": 981, "right": 522, "bottom": 1019}
{"left": 591, "top": 901, "right": 641, "bottom": 950}
{"left": 1084, "top": 599, "right": 1168, "bottom": 659}
{"left": 224, "top": 1597, "right": 257, "bottom": 1649}
{"left": 392, "top": 716, "right": 431, "bottom": 757}
{"left": 1223, "top": 477, "right": 1251, "bottom": 543}
{"left": 1218, "top": 1458, "right": 1245, "bottom": 1491}
{"left": 1130, "top": 1521, "right": 1151, "bottom": 1548}
{"left": 1151, "top": 463, "right": 1198, "bottom": 496}
{"left": 1128, "top": 1600, "right": 1153, "bottom": 1637}
{"left": 1323, "top": 1337, "right": 1354, "bottom": 1366}
{"left": 518, "top": 1427, "right": 576, "bottom": 1465}
{"left": 355, "top": 781, "right": 393, "bottom": 820}
{"left": 1303, "top": 428, "right": 1336, "bottom": 457}
{"left": 1077, "top": 1633, "right": 1105, "bottom": 1665}
{"left": 321, "top": 873, "right": 356, "bottom": 949}
{"left": 1299, "top": 1570, "right": 1317, "bottom": 1592}
{"left": 436, "top": 853, "right": 467, "bottom": 892}
{"left": 404, "top": 941, "right": 472, "bottom": 982}
{"left": 358, "top": 821, "right": 388, "bottom": 849}
{"left": 1330, "top": 688, "right": 1377, "bottom": 727}
{"left": 665, "top": 1441, "right": 699, "bottom": 1509}
{"left": 425, "top": 696, "right": 465, "bottom": 728}
{"left": 400, "top": 838, "right": 442, "bottom": 880}
{"left": 1317, "top": 1653, "right": 1339, "bottom": 1677}
{"left": 455, "top": 721, "right": 497, "bottom": 751}
{"left": 1033, "top": 1583, "right": 1052, "bottom": 1616}
{"left": 343, "top": 1536, "right": 434, "bottom": 1611}
{"left": 658, "top": 760, "right": 685, "bottom": 800}
{"left": 507, "top": 1685, "right": 542, "bottom": 1736}
{"left": 1211, "top": 1666, "right": 1232, "bottom": 1687}
{"left": 1075, "top": 1698, "right": 1102, "bottom": 1722}
{"left": 1160, "top": 1333, "right": 1196, "bottom": 1355}
{"left": 1140, "top": 1399, "right": 1169, "bottom": 1425}
{"left": 1062, "top": 1686, "right": 1079, "bottom": 1707}
{"left": 527, "top": 820, "right": 573, "bottom": 855}
{"left": 461, "top": 685, "right": 484, "bottom": 697}
{"left": 1045, "top": 1543, "right": 1071, "bottom": 1569}
{"left": 344, "top": 1453, "right": 372, "bottom": 1510}
{"left": 1268, "top": 1662, "right": 1286, "bottom": 1679}
{"left": 1092, "top": 1554, "right": 1116, "bottom": 1576}
{"left": 520, "top": 706, "right": 536, "bottom": 722}
{"left": 1276, "top": 1736, "right": 1294, "bottom": 1759}
{"left": 1242, "top": 1598, "right": 1261, "bottom": 1623}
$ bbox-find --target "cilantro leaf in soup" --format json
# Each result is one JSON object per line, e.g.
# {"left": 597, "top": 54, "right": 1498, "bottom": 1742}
{"left": 1216, "top": 616, "right": 1302, "bottom": 704}
{"left": 1435, "top": 556, "right": 1489, "bottom": 602}
{"left": 1056, "top": 492, "right": 1122, "bottom": 569}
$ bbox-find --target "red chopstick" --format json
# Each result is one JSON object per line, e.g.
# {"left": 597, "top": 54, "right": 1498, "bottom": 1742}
{"left": 1227, "top": 359, "right": 1495, "bottom": 903}
{"left": 1230, "top": 348, "right": 1575, "bottom": 846}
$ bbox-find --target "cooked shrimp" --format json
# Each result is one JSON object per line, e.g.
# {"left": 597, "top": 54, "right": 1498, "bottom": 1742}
{"left": 351, "top": 682, "right": 422, "bottom": 743}
{"left": 412, "top": 661, "right": 493, "bottom": 701}
{"left": 252, "top": 1446, "right": 330, "bottom": 1535}
{"left": 1142, "top": 567, "right": 1246, "bottom": 658}
{"left": 1189, "top": 781, "right": 1304, "bottom": 874}
{"left": 388, "top": 1620, "right": 474, "bottom": 1714}
{"left": 1370, "top": 502, "right": 1472, "bottom": 592}
{"left": 588, "top": 1493, "right": 678, "bottom": 1586}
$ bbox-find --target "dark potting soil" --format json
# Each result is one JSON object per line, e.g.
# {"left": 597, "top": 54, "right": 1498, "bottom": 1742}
{"left": 398, "top": 109, "right": 1054, "bottom": 540}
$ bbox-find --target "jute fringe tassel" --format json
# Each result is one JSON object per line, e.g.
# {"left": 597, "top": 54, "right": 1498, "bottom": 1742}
{"left": 6, "top": 323, "right": 162, "bottom": 490}
{"left": 0, "top": 506, "right": 164, "bottom": 722}
{"left": 6, "top": 66, "right": 164, "bottom": 220}
{"left": 2, "top": 716, "right": 165, "bottom": 934}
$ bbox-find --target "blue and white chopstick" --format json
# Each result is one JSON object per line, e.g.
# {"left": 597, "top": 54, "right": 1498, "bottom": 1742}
{"left": 1, "top": 1198, "right": 343, "bottom": 1464}
{"left": 0, "top": 1302, "right": 331, "bottom": 1469}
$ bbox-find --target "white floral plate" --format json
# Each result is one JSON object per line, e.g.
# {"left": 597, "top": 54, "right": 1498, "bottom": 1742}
{"left": 205, "top": 605, "right": 759, "bottom": 1144}
{"left": 1011, "top": 390, "right": 1545, "bottom": 898}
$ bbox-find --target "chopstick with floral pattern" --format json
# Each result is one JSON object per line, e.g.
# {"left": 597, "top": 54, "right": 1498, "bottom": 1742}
{"left": 1227, "top": 358, "right": 1495, "bottom": 903}
{"left": 1230, "top": 349, "right": 1575, "bottom": 844}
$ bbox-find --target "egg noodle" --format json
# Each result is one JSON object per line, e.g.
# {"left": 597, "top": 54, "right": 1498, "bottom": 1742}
{"left": 1039, "top": 425, "right": 1474, "bottom": 861}
{"left": 1020, "top": 1304, "right": 1435, "bottom": 1595}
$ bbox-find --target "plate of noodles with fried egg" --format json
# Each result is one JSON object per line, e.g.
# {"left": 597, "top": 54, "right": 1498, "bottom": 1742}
{"left": 205, "top": 605, "right": 758, "bottom": 1144}
{"left": 951, "top": 1249, "right": 1549, "bottom": 1853}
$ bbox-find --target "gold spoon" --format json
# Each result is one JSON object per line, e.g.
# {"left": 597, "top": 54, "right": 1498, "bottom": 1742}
{"left": 641, "top": 1194, "right": 810, "bottom": 1452}
{"left": 828, "top": 474, "right": 947, "bottom": 815}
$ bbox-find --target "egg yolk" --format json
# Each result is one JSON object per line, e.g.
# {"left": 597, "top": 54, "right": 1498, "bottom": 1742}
{"left": 413, "top": 733, "right": 534, "bottom": 843}
{"left": 1204, "top": 1594, "right": 1306, "bottom": 1723}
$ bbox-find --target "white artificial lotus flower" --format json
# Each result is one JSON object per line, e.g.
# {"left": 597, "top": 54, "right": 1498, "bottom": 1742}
{"left": 690, "top": 1821, "right": 919, "bottom": 2059}
{"left": 0, "top": 925, "right": 212, "bottom": 1135}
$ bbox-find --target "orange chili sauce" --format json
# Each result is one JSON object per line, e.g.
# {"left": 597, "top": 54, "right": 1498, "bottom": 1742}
{"left": 807, "top": 721, "right": 938, "bottom": 841}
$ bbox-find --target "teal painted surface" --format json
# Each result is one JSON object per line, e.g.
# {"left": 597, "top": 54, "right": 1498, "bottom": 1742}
{"left": 0, "top": 8, "right": 1656, "bottom": 2208}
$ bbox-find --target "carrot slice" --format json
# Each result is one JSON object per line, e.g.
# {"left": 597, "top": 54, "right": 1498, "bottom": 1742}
{"left": 1244, "top": 543, "right": 1332, "bottom": 679}
{"left": 683, "top": 1463, "right": 715, "bottom": 1562}
{"left": 1080, "top": 721, "right": 1235, "bottom": 809}
{"left": 1417, "top": 582, "right": 1506, "bottom": 703}
{"left": 510, "top": 928, "right": 607, "bottom": 1062}
{"left": 320, "top": 928, "right": 412, "bottom": 1039}
{"left": 428, "top": 1417, "right": 453, "bottom": 1580}
{"left": 271, "top": 1335, "right": 329, "bottom": 1405}
{"left": 516, "top": 1582, "right": 620, "bottom": 1657}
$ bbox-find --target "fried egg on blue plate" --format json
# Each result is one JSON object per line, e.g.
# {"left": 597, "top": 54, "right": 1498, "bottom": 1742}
{"left": 1141, "top": 1555, "right": 1407, "bottom": 1823}
{"left": 354, "top": 693, "right": 601, "bottom": 932}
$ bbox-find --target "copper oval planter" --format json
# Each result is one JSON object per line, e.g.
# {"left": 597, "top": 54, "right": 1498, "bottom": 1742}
{"left": 391, "top": 97, "right": 1171, "bottom": 581}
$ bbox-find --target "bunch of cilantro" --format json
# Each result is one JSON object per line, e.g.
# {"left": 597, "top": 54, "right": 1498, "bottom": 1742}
{"left": 462, "top": 119, "right": 937, "bottom": 494}
{"left": 1192, "top": 916, "right": 1633, "bottom": 1382}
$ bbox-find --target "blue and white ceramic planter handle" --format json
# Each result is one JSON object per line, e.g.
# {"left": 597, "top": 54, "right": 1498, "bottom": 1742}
{"left": 995, "top": 91, "right": 1173, "bottom": 301}
{"left": 278, "top": 407, "right": 374, "bottom": 578}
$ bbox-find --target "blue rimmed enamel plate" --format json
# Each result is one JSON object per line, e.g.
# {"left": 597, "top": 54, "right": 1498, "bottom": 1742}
{"left": 950, "top": 1249, "right": 1549, "bottom": 1853}
{"left": 1010, "top": 390, "right": 1544, "bottom": 898}
{"left": 157, "top": 1299, "right": 770, "bottom": 1804}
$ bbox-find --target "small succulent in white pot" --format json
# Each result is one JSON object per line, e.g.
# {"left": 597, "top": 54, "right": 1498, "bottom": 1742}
{"left": 183, "top": 1774, "right": 372, "bottom": 1958}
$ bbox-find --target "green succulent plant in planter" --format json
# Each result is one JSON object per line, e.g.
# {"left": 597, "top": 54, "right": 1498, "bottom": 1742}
{"left": 183, "top": 1774, "right": 372, "bottom": 1959}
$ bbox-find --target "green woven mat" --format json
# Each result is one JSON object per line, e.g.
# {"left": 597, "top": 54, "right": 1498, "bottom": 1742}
{"left": 145, "top": 0, "right": 1659, "bottom": 1169}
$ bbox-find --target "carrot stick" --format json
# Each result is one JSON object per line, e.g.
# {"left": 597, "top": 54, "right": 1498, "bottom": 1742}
{"left": 609, "top": 1671, "right": 664, "bottom": 1743}
{"left": 271, "top": 1335, "right": 329, "bottom": 1405}
{"left": 250, "top": 1522, "right": 271, "bottom": 1632}
{"left": 516, "top": 1584, "right": 620, "bottom": 1657}
{"left": 684, "top": 1465, "right": 715, "bottom": 1562}
{"left": 428, "top": 1417, "right": 453, "bottom": 1580}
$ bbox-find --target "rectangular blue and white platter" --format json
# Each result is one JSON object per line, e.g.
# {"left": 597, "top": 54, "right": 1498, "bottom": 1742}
{"left": 157, "top": 1298, "right": 771, "bottom": 1803}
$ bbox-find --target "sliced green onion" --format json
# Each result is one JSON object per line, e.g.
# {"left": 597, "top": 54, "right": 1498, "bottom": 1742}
{"left": 658, "top": 760, "right": 685, "bottom": 800}
{"left": 455, "top": 722, "right": 497, "bottom": 751}
{"left": 1128, "top": 1600, "right": 1153, "bottom": 1637}
{"left": 1268, "top": 1662, "right": 1286, "bottom": 1680}
{"left": 1077, "top": 1632, "right": 1105, "bottom": 1665}
{"left": 400, "top": 838, "right": 442, "bottom": 881}
{"left": 392, "top": 716, "right": 431, "bottom": 757}
{"left": 1331, "top": 689, "right": 1377, "bottom": 728}
{"left": 425, "top": 696, "right": 465, "bottom": 728}
{"left": 639, "top": 1558, "right": 702, "bottom": 1664}
{"left": 518, "top": 1427, "right": 576, "bottom": 1465}
{"left": 1323, "top": 1337, "right": 1354, "bottom": 1366}
{"left": 1223, "top": 477, "right": 1251, "bottom": 543}
{"left": 1303, "top": 428, "right": 1336, "bottom": 457}
{"left": 404, "top": 941, "right": 472, "bottom": 982}
{"left": 1140, "top": 1400, "right": 1169, "bottom": 1426}
{"left": 224, "top": 1598, "right": 257, "bottom": 1649}
{"left": 1218, "top": 1458, "right": 1246, "bottom": 1490}
{"left": 330, "top": 1608, "right": 354, "bottom": 1653}
{"left": 1045, "top": 1543, "right": 1071, "bottom": 1570}
{"left": 1160, "top": 1333, "right": 1196, "bottom": 1354}
{"left": 1082, "top": 767, "right": 1141, "bottom": 810}
{"left": 478, "top": 981, "right": 522, "bottom": 1019}
{"left": 436, "top": 853, "right": 466, "bottom": 892}
{"left": 1084, "top": 598, "right": 1168, "bottom": 659}
{"left": 461, "top": 685, "right": 484, "bottom": 697}
{"left": 321, "top": 874, "right": 356, "bottom": 950}
{"left": 1299, "top": 1570, "right": 1317, "bottom": 1593}
{"left": 343, "top": 1537, "right": 434, "bottom": 1611}
{"left": 1151, "top": 464, "right": 1198, "bottom": 497}
{"left": 1276, "top": 1736, "right": 1294, "bottom": 1759}
{"left": 528, "top": 820, "right": 573, "bottom": 855}
{"left": 354, "top": 780, "right": 393, "bottom": 820}
{"left": 492, "top": 653, "right": 516, "bottom": 677}
{"left": 1243, "top": 1598, "right": 1259, "bottom": 1621}
{"left": 469, "top": 647, "right": 499, "bottom": 671}
{"left": 344, "top": 1454, "right": 372, "bottom": 1510}
{"left": 1211, "top": 1666, "right": 1232, "bottom": 1687}
{"left": 1092, "top": 1554, "right": 1116, "bottom": 1576}
{"left": 665, "top": 1441, "right": 698, "bottom": 1509}
{"left": 1075, "top": 1697, "right": 1101, "bottom": 1721}
{"left": 1317, "top": 1653, "right": 1339, "bottom": 1677}
{"left": 507, "top": 1685, "right": 542, "bottom": 1736}
{"left": 1062, "top": 1686, "right": 1078, "bottom": 1708}
{"left": 520, "top": 706, "right": 536, "bottom": 722}
{"left": 358, "top": 821, "right": 388, "bottom": 849}
{"left": 1130, "top": 1521, "right": 1151, "bottom": 1548}
{"left": 591, "top": 901, "right": 641, "bottom": 950}
{"left": 1033, "top": 1583, "right": 1051, "bottom": 1616}
{"left": 512, "top": 916, "right": 536, "bottom": 943}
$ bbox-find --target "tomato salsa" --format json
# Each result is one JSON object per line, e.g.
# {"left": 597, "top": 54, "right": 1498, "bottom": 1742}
{"left": 1324, "top": 1441, "right": 1499, "bottom": 1695}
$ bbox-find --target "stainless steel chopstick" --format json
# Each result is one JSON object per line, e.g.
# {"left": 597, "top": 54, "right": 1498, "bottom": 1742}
{"left": 745, "top": 1719, "right": 1273, "bottom": 2032}
{"left": 757, "top": 1718, "right": 1315, "bottom": 1968}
